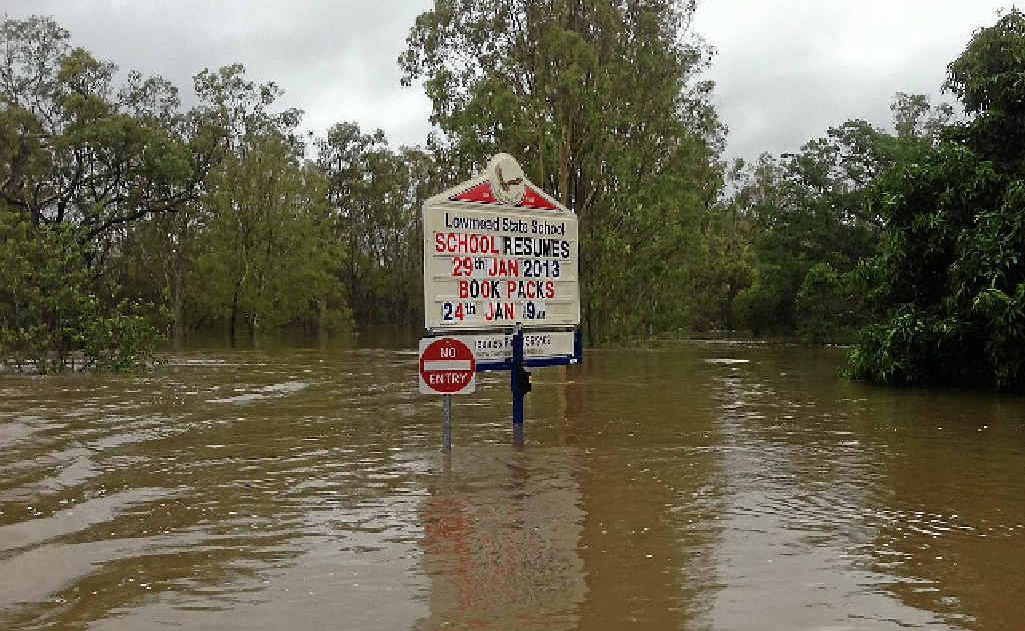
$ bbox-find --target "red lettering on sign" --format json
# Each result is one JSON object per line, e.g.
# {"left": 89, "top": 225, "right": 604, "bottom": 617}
{"left": 435, "top": 233, "right": 501, "bottom": 255}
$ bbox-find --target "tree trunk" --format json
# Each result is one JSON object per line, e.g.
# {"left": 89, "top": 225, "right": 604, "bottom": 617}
{"left": 317, "top": 298, "right": 329, "bottom": 348}
{"left": 248, "top": 312, "right": 258, "bottom": 347}
{"left": 229, "top": 289, "right": 240, "bottom": 348}
{"left": 559, "top": 125, "right": 572, "bottom": 207}
{"left": 172, "top": 270, "right": 185, "bottom": 352}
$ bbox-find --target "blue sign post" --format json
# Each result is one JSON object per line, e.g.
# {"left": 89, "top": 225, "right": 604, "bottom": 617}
{"left": 511, "top": 324, "right": 526, "bottom": 432}
{"left": 478, "top": 324, "right": 582, "bottom": 444}
{"left": 423, "top": 324, "right": 582, "bottom": 445}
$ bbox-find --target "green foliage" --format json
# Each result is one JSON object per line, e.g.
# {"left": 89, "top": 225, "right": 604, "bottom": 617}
{"left": 733, "top": 260, "right": 799, "bottom": 336}
{"left": 317, "top": 124, "right": 438, "bottom": 327}
{"left": 794, "top": 263, "right": 866, "bottom": 343}
{"left": 402, "top": 0, "right": 723, "bottom": 341}
{"left": 848, "top": 10, "right": 1025, "bottom": 391}
{"left": 688, "top": 208, "right": 756, "bottom": 331}
{"left": 0, "top": 206, "right": 87, "bottom": 370}
{"left": 196, "top": 132, "right": 350, "bottom": 343}
{"left": 717, "top": 91, "right": 953, "bottom": 340}
{"left": 80, "top": 304, "right": 159, "bottom": 372}
{"left": 947, "top": 10, "right": 1025, "bottom": 119}
{"left": 0, "top": 204, "right": 158, "bottom": 372}
{"left": 846, "top": 308, "right": 982, "bottom": 387}
{"left": 1, "top": 16, "right": 351, "bottom": 364}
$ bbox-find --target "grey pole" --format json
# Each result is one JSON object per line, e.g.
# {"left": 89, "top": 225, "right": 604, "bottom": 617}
{"left": 442, "top": 394, "right": 453, "bottom": 452}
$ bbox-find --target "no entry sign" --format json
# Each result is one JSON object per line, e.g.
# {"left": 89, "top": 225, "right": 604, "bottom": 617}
{"left": 419, "top": 337, "right": 477, "bottom": 395}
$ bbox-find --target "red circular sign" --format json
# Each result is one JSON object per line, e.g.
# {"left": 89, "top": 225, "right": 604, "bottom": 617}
{"left": 420, "top": 337, "right": 477, "bottom": 394}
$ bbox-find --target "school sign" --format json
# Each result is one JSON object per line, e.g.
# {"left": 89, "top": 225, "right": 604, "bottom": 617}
{"left": 420, "top": 154, "right": 582, "bottom": 449}
{"left": 422, "top": 153, "right": 580, "bottom": 331}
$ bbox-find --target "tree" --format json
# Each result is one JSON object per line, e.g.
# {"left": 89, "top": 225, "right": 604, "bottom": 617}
{"left": 317, "top": 123, "right": 449, "bottom": 327}
{"left": 719, "top": 93, "right": 952, "bottom": 341}
{"left": 197, "top": 132, "right": 347, "bottom": 345}
{"left": 1, "top": 18, "right": 354, "bottom": 363}
{"left": 848, "top": 10, "right": 1025, "bottom": 390}
{"left": 401, "top": 0, "right": 723, "bottom": 340}
{"left": 727, "top": 123, "right": 885, "bottom": 337}
{"left": 0, "top": 16, "right": 191, "bottom": 369}
{"left": 0, "top": 17, "right": 213, "bottom": 247}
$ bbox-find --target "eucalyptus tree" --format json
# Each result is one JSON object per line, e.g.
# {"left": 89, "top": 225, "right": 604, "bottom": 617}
{"left": 197, "top": 132, "right": 345, "bottom": 345}
{"left": 0, "top": 16, "right": 215, "bottom": 248}
{"left": 400, "top": 0, "right": 724, "bottom": 340}
{"left": 317, "top": 123, "right": 448, "bottom": 327}
{"left": 181, "top": 65, "right": 347, "bottom": 345}
{"left": 714, "top": 90, "right": 956, "bottom": 342}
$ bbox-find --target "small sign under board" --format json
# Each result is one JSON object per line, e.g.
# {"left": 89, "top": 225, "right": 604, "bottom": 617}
{"left": 437, "top": 331, "right": 575, "bottom": 363}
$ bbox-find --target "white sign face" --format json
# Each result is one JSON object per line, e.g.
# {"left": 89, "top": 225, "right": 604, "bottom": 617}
{"left": 438, "top": 331, "right": 576, "bottom": 363}
{"left": 423, "top": 154, "right": 580, "bottom": 331}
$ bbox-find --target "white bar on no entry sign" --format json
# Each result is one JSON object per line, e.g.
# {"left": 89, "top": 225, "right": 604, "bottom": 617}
{"left": 423, "top": 360, "right": 473, "bottom": 372}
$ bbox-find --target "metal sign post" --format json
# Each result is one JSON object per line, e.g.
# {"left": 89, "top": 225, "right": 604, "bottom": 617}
{"left": 442, "top": 394, "right": 453, "bottom": 452}
{"left": 510, "top": 324, "right": 527, "bottom": 444}
{"left": 419, "top": 154, "right": 581, "bottom": 446}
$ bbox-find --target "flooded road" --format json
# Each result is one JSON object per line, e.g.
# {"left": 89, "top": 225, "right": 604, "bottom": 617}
{"left": 1, "top": 341, "right": 1023, "bottom": 630}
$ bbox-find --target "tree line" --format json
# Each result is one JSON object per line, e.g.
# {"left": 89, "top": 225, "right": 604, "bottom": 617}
{"left": 2, "top": 5, "right": 1025, "bottom": 391}
{"left": 0, "top": 16, "right": 436, "bottom": 370}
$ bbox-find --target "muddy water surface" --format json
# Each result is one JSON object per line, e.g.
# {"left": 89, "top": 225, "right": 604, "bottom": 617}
{"left": 1, "top": 342, "right": 1023, "bottom": 630}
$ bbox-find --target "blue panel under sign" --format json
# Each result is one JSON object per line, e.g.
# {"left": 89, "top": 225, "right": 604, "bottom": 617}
{"left": 476, "top": 355, "right": 579, "bottom": 372}
{"left": 476, "top": 328, "right": 582, "bottom": 372}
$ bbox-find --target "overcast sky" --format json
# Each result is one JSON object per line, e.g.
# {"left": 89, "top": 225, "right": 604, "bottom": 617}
{"left": 3, "top": 1, "right": 1017, "bottom": 164}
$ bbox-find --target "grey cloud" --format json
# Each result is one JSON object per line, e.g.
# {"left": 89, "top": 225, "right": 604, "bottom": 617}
{"left": 694, "top": 0, "right": 1010, "bottom": 164}
{"left": 4, "top": 1, "right": 1014, "bottom": 164}
{"left": 4, "top": 0, "right": 434, "bottom": 147}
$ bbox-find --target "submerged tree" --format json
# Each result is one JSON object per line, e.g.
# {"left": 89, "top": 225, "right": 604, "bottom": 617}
{"left": 0, "top": 15, "right": 206, "bottom": 368}
{"left": 316, "top": 123, "right": 442, "bottom": 327}
{"left": 0, "top": 18, "right": 352, "bottom": 363}
{"left": 198, "top": 132, "right": 346, "bottom": 345}
{"left": 704, "top": 90, "right": 955, "bottom": 342}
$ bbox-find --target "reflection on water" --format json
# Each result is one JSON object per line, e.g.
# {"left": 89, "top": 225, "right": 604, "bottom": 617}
{"left": 0, "top": 342, "right": 1023, "bottom": 630}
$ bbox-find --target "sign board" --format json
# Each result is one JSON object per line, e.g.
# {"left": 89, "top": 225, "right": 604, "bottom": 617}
{"left": 423, "top": 154, "right": 580, "bottom": 331}
{"left": 430, "top": 331, "right": 575, "bottom": 363}
{"left": 419, "top": 337, "right": 477, "bottom": 395}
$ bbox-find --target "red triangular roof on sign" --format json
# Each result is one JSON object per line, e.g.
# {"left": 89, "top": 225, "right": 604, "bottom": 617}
{"left": 518, "top": 186, "right": 558, "bottom": 210}
{"left": 450, "top": 181, "right": 497, "bottom": 204}
{"left": 431, "top": 155, "right": 570, "bottom": 213}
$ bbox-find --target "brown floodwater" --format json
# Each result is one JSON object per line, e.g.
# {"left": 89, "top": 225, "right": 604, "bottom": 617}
{"left": 0, "top": 340, "right": 1023, "bottom": 630}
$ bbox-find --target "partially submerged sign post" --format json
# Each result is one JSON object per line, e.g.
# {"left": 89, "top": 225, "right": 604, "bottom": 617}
{"left": 419, "top": 337, "right": 477, "bottom": 452}
{"left": 419, "top": 153, "right": 582, "bottom": 447}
